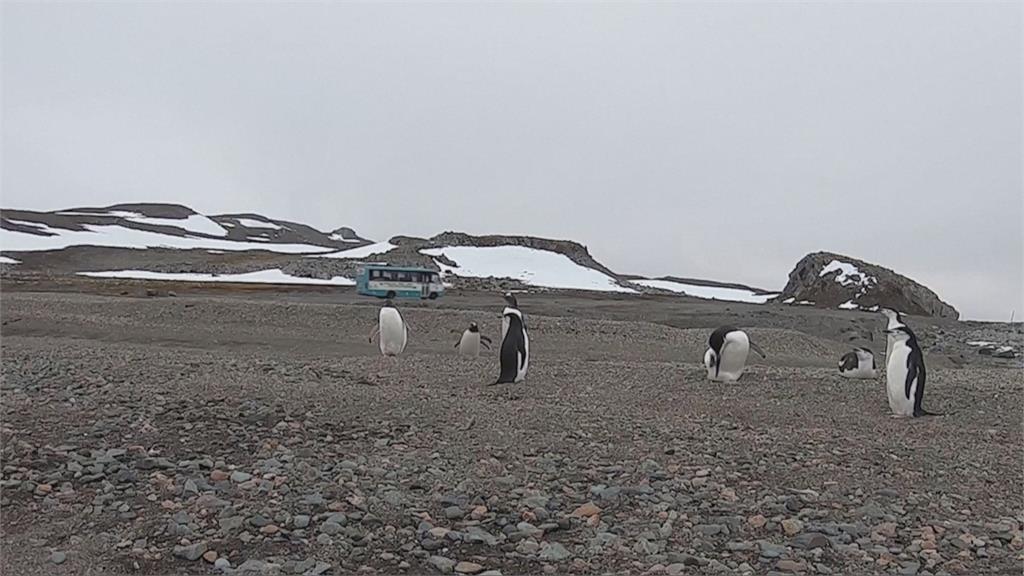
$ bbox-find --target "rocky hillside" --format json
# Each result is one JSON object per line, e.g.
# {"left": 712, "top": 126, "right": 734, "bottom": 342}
{"left": 1, "top": 203, "right": 370, "bottom": 251}
{"left": 775, "top": 251, "right": 959, "bottom": 319}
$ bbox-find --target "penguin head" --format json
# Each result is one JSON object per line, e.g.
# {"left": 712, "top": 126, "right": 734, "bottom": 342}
{"left": 884, "top": 326, "right": 913, "bottom": 341}
{"left": 468, "top": 322, "right": 479, "bottom": 332}
{"left": 880, "top": 307, "right": 905, "bottom": 325}
{"left": 503, "top": 292, "right": 518, "bottom": 308}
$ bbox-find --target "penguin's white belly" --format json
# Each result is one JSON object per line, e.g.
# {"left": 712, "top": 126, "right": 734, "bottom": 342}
{"left": 707, "top": 332, "right": 750, "bottom": 382}
{"left": 379, "top": 309, "right": 407, "bottom": 356}
{"left": 458, "top": 332, "right": 481, "bottom": 356}
{"left": 886, "top": 343, "right": 916, "bottom": 416}
{"left": 518, "top": 330, "right": 530, "bottom": 380}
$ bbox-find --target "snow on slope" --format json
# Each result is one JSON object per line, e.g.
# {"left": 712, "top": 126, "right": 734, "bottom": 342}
{"left": 0, "top": 256, "right": 20, "bottom": 264}
{"left": 79, "top": 269, "right": 354, "bottom": 285}
{"left": 316, "top": 241, "right": 397, "bottom": 260}
{"left": 421, "top": 246, "right": 636, "bottom": 293}
{"left": 127, "top": 214, "right": 228, "bottom": 236}
{"left": 633, "top": 279, "right": 777, "bottom": 304}
{"left": 820, "top": 259, "right": 876, "bottom": 291}
{"left": 236, "top": 218, "right": 283, "bottom": 230}
{"left": 1, "top": 223, "right": 334, "bottom": 254}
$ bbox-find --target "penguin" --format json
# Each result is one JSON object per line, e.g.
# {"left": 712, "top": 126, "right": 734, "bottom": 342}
{"left": 885, "top": 324, "right": 939, "bottom": 417}
{"left": 495, "top": 292, "right": 529, "bottom": 384}
{"left": 455, "top": 322, "right": 491, "bottom": 356}
{"left": 880, "top": 307, "right": 906, "bottom": 366}
{"left": 839, "top": 347, "right": 878, "bottom": 379}
{"left": 368, "top": 298, "right": 407, "bottom": 356}
{"left": 703, "top": 326, "right": 766, "bottom": 382}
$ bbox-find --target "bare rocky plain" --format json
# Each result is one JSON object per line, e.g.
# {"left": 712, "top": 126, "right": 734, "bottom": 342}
{"left": 1, "top": 277, "right": 1022, "bottom": 576}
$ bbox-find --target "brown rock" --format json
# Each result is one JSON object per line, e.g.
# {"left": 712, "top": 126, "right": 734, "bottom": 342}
{"left": 202, "top": 550, "right": 218, "bottom": 563}
{"left": 210, "top": 470, "right": 229, "bottom": 481}
{"left": 776, "top": 559, "right": 807, "bottom": 573}
{"left": 259, "top": 525, "right": 279, "bottom": 535}
{"left": 748, "top": 514, "right": 767, "bottom": 529}
{"left": 455, "top": 561, "right": 484, "bottom": 574}
{"left": 874, "top": 522, "right": 898, "bottom": 538}
{"left": 571, "top": 502, "right": 602, "bottom": 518}
{"left": 470, "top": 506, "right": 488, "bottom": 520}
{"left": 782, "top": 518, "right": 804, "bottom": 536}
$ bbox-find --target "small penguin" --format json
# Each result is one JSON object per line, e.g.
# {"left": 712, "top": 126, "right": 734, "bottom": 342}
{"left": 839, "top": 347, "right": 878, "bottom": 379}
{"left": 880, "top": 307, "right": 906, "bottom": 365}
{"left": 885, "top": 324, "right": 939, "bottom": 417}
{"left": 368, "top": 298, "right": 407, "bottom": 356}
{"left": 703, "top": 326, "right": 766, "bottom": 382}
{"left": 495, "top": 292, "right": 529, "bottom": 384}
{"left": 455, "top": 322, "right": 492, "bottom": 356}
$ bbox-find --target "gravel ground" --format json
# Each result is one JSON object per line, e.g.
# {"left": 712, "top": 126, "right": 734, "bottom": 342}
{"left": 1, "top": 289, "right": 1021, "bottom": 576}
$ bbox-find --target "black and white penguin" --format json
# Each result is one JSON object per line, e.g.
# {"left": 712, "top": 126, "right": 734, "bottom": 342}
{"left": 880, "top": 307, "right": 906, "bottom": 365}
{"left": 703, "top": 326, "right": 766, "bottom": 382}
{"left": 496, "top": 292, "right": 529, "bottom": 384}
{"left": 839, "top": 347, "right": 878, "bottom": 379}
{"left": 368, "top": 298, "right": 407, "bottom": 356}
{"left": 885, "top": 324, "right": 937, "bottom": 417}
{"left": 455, "top": 322, "right": 491, "bottom": 356}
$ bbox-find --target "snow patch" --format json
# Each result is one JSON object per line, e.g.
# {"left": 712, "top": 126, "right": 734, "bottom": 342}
{"left": 838, "top": 300, "right": 860, "bottom": 310}
{"left": 421, "top": 246, "right": 635, "bottom": 293}
{"left": 0, "top": 256, "right": 20, "bottom": 264}
{"left": 127, "top": 214, "right": 228, "bottom": 237}
{"left": 329, "top": 232, "right": 363, "bottom": 243}
{"left": 1, "top": 223, "right": 334, "bottom": 254}
{"left": 316, "top": 242, "right": 397, "bottom": 260}
{"left": 79, "top": 269, "right": 355, "bottom": 286}
{"left": 236, "top": 218, "right": 283, "bottom": 230}
{"left": 634, "top": 279, "right": 776, "bottom": 304}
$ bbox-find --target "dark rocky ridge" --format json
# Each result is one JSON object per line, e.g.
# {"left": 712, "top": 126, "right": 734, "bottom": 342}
{"left": 775, "top": 251, "right": 959, "bottom": 319}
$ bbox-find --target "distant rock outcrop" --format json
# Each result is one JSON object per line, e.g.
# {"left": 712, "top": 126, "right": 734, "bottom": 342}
{"left": 775, "top": 251, "right": 959, "bottom": 319}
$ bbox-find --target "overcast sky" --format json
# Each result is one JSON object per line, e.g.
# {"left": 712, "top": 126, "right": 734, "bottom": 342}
{"left": 2, "top": 2, "right": 1021, "bottom": 320}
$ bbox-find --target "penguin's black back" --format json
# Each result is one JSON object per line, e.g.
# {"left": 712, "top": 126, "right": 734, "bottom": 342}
{"left": 709, "top": 326, "right": 739, "bottom": 354}
{"left": 497, "top": 313, "right": 526, "bottom": 384}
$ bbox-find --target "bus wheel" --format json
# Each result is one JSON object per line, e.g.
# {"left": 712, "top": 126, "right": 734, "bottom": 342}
{"left": 386, "top": 291, "right": 396, "bottom": 299}
{"left": 428, "top": 292, "right": 438, "bottom": 300}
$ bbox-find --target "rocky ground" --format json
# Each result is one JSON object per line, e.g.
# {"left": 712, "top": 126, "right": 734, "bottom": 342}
{"left": 1, "top": 285, "right": 1022, "bottom": 576}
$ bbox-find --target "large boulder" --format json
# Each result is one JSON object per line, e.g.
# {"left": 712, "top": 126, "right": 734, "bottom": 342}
{"left": 775, "top": 251, "right": 959, "bottom": 319}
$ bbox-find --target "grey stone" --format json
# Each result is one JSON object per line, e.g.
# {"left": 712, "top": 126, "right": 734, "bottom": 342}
{"left": 230, "top": 471, "right": 253, "bottom": 483}
{"left": 294, "top": 515, "right": 311, "bottom": 529}
{"left": 49, "top": 551, "right": 67, "bottom": 564}
{"left": 172, "top": 541, "right": 208, "bottom": 561}
{"left": 214, "top": 557, "right": 231, "bottom": 570}
{"left": 792, "top": 532, "right": 830, "bottom": 550}
{"left": 538, "top": 542, "right": 571, "bottom": 561}
{"left": 429, "top": 556, "right": 457, "bottom": 573}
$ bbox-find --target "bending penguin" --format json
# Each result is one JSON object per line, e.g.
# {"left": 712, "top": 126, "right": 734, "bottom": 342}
{"left": 495, "top": 292, "right": 529, "bottom": 384}
{"left": 704, "top": 326, "right": 766, "bottom": 382}
{"left": 368, "top": 298, "right": 408, "bottom": 356}
{"left": 455, "top": 322, "right": 491, "bottom": 356}
{"left": 839, "top": 347, "right": 878, "bottom": 379}
{"left": 885, "top": 324, "right": 940, "bottom": 417}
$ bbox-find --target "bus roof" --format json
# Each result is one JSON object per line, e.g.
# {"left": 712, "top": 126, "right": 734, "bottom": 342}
{"left": 361, "top": 264, "right": 437, "bottom": 273}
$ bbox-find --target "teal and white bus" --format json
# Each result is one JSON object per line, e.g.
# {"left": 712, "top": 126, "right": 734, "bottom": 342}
{"left": 356, "top": 264, "right": 445, "bottom": 300}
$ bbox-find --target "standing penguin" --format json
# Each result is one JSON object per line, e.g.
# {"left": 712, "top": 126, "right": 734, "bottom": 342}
{"left": 495, "top": 292, "right": 529, "bottom": 384}
{"left": 880, "top": 308, "right": 906, "bottom": 366}
{"left": 839, "top": 347, "right": 878, "bottom": 379}
{"left": 885, "top": 324, "right": 938, "bottom": 417}
{"left": 703, "top": 326, "right": 766, "bottom": 382}
{"left": 368, "top": 298, "right": 408, "bottom": 356}
{"left": 455, "top": 322, "right": 492, "bottom": 356}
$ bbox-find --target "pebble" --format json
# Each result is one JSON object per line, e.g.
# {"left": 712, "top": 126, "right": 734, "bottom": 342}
{"left": 776, "top": 559, "right": 807, "bottom": 573}
{"left": 571, "top": 502, "right": 602, "bottom": 517}
{"left": 230, "top": 471, "right": 252, "bottom": 483}
{"left": 455, "top": 561, "right": 485, "bottom": 574}
{"left": 429, "top": 556, "right": 457, "bottom": 574}
{"left": 172, "top": 541, "right": 208, "bottom": 561}
{"left": 202, "top": 550, "right": 218, "bottom": 563}
{"left": 782, "top": 518, "right": 804, "bottom": 536}
{"left": 792, "top": 532, "right": 829, "bottom": 549}
{"left": 214, "top": 557, "right": 231, "bottom": 570}
{"left": 49, "top": 551, "right": 66, "bottom": 564}
{"left": 294, "top": 515, "right": 311, "bottom": 529}
{"left": 538, "top": 542, "right": 571, "bottom": 561}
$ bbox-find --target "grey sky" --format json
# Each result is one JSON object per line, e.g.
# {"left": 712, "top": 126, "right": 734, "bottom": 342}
{"left": 2, "top": 2, "right": 1021, "bottom": 321}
